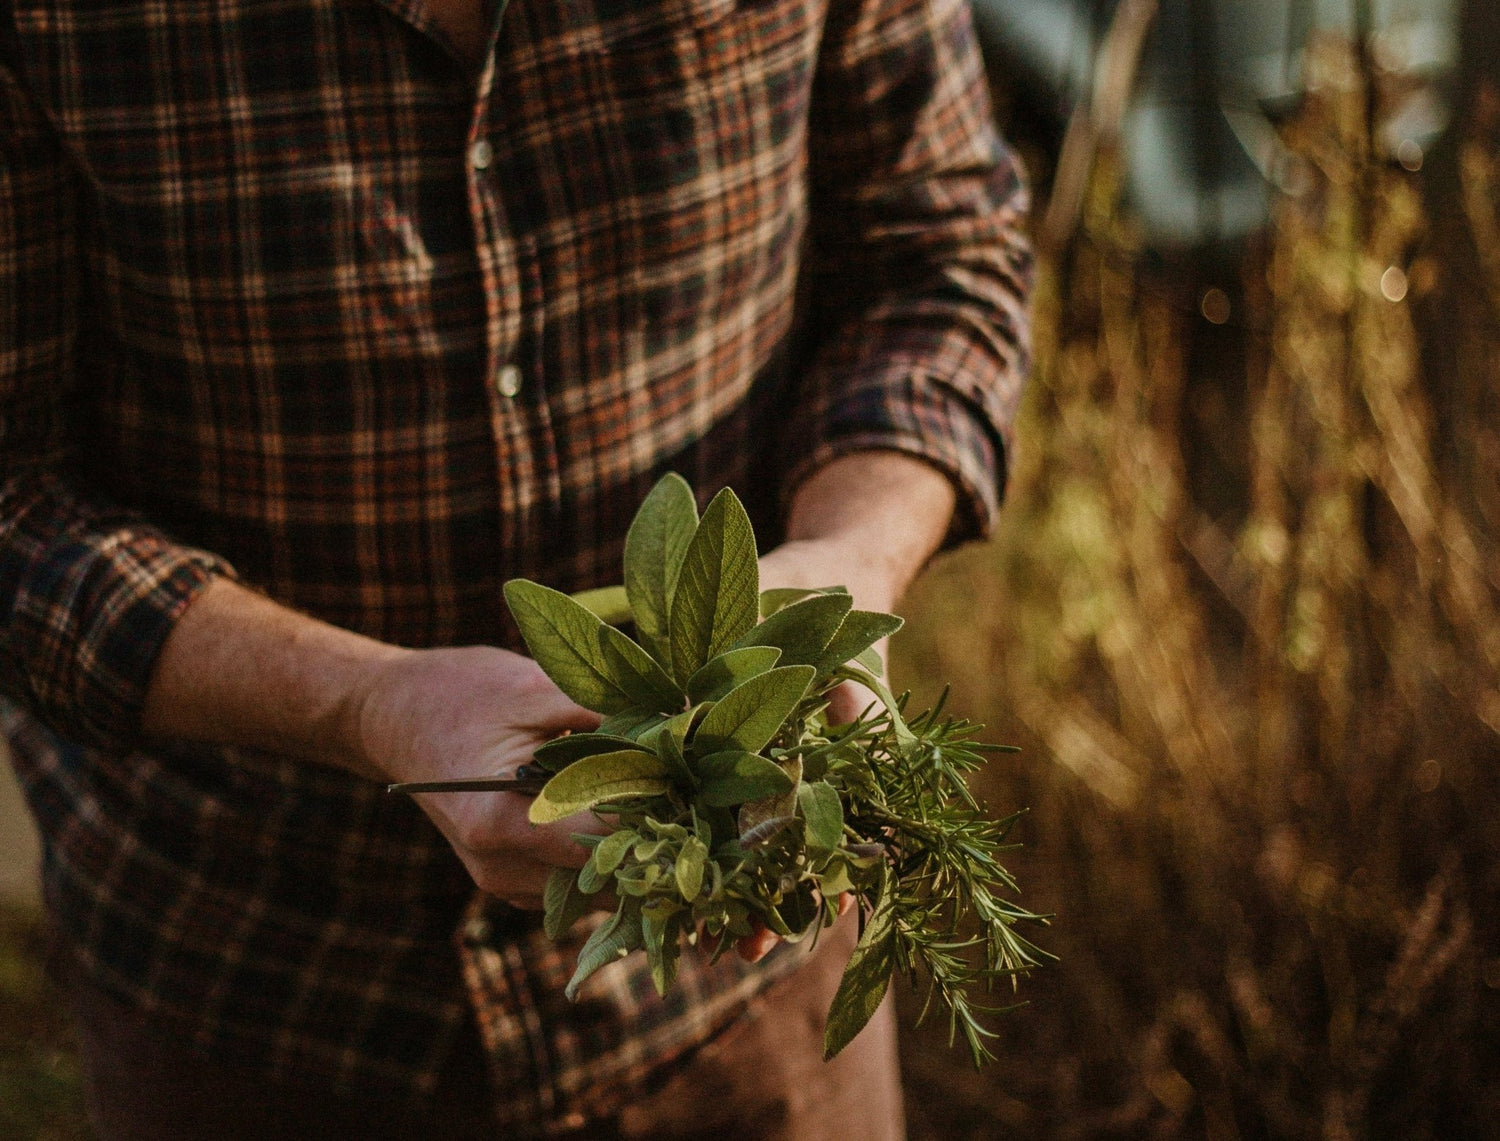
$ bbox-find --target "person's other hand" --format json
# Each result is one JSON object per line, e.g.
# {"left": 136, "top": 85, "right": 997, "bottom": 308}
{"left": 757, "top": 538, "right": 893, "bottom": 726}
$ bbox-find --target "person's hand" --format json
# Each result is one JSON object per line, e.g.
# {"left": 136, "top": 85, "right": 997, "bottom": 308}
{"left": 354, "top": 645, "right": 602, "bottom": 909}
{"left": 757, "top": 537, "right": 895, "bottom": 725}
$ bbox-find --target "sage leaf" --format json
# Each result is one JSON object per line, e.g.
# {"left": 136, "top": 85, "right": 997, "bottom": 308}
{"left": 649, "top": 716, "right": 697, "bottom": 788}
{"left": 816, "top": 854, "right": 858, "bottom": 898}
{"left": 734, "top": 592, "right": 853, "bottom": 667}
{"left": 740, "top": 814, "right": 798, "bottom": 847}
{"left": 571, "top": 584, "right": 632, "bottom": 626}
{"left": 578, "top": 858, "right": 609, "bottom": 894}
{"left": 694, "top": 665, "right": 815, "bottom": 754}
{"left": 696, "top": 751, "right": 797, "bottom": 807}
{"left": 529, "top": 750, "right": 673, "bottom": 824}
{"left": 759, "top": 585, "right": 846, "bottom": 618}
{"left": 532, "top": 733, "right": 641, "bottom": 771}
{"left": 598, "top": 709, "right": 669, "bottom": 740}
{"left": 504, "top": 580, "right": 682, "bottom": 714}
{"left": 544, "top": 866, "right": 594, "bottom": 940}
{"left": 592, "top": 829, "right": 638, "bottom": 877}
{"left": 798, "top": 780, "right": 844, "bottom": 852}
{"left": 641, "top": 903, "right": 681, "bottom": 996}
{"left": 824, "top": 870, "right": 899, "bottom": 1060}
{"left": 565, "top": 901, "right": 644, "bottom": 1001}
{"left": 601, "top": 629, "right": 686, "bottom": 712}
{"left": 737, "top": 753, "right": 802, "bottom": 835}
{"left": 835, "top": 664, "right": 917, "bottom": 748}
{"left": 687, "top": 646, "right": 782, "bottom": 704}
{"left": 624, "top": 473, "right": 699, "bottom": 663}
{"left": 668, "top": 488, "right": 759, "bottom": 684}
{"left": 674, "top": 836, "right": 708, "bottom": 900}
{"left": 815, "top": 610, "right": 904, "bottom": 677}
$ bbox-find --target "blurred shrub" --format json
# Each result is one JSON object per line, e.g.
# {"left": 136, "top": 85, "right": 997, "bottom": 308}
{"left": 896, "top": 34, "right": 1500, "bottom": 1141}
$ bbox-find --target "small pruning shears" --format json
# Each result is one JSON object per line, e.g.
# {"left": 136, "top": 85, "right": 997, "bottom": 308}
{"left": 387, "top": 764, "right": 549, "bottom": 796}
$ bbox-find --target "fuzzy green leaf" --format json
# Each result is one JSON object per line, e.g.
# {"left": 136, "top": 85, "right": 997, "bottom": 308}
{"left": 816, "top": 610, "right": 904, "bottom": 676}
{"left": 696, "top": 751, "right": 797, "bottom": 807}
{"left": 641, "top": 903, "right": 682, "bottom": 996}
{"left": 544, "top": 866, "right": 594, "bottom": 940}
{"left": 759, "top": 585, "right": 847, "bottom": 618}
{"left": 816, "top": 855, "right": 858, "bottom": 898}
{"left": 674, "top": 836, "right": 708, "bottom": 900}
{"left": 737, "top": 753, "right": 802, "bottom": 836}
{"left": 592, "top": 829, "right": 639, "bottom": 877}
{"left": 694, "top": 665, "right": 815, "bottom": 755}
{"left": 824, "top": 870, "right": 899, "bottom": 1060}
{"left": 565, "top": 902, "right": 644, "bottom": 1001}
{"left": 571, "top": 584, "right": 632, "bottom": 626}
{"left": 668, "top": 488, "right": 760, "bottom": 684}
{"left": 645, "top": 714, "right": 698, "bottom": 788}
{"left": 598, "top": 709, "right": 669, "bottom": 740}
{"left": 735, "top": 592, "right": 853, "bottom": 667}
{"left": 624, "top": 474, "right": 699, "bottom": 662}
{"left": 577, "top": 857, "right": 609, "bottom": 895}
{"left": 529, "top": 750, "right": 673, "bottom": 824}
{"left": 686, "top": 646, "right": 783, "bottom": 704}
{"left": 504, "top": 580, "right": 682, "bottom": 714}
{"left": 798, "top": 780, "right": 844, "bottom": 852}
{"left": 532, "top": 733, "right": 642, "bottom": 772}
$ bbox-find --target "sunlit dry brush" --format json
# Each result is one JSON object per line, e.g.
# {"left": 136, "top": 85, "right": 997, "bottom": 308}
{"left": 896, "top": 34, "right": 1500, "bottom": 1141}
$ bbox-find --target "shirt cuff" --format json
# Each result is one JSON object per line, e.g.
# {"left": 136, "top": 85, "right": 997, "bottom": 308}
{"left": 1, "top": 472, "right": 234, "bottom": 752}
{"left": 778, "top": 353, "right": 1013, "bottom": 551}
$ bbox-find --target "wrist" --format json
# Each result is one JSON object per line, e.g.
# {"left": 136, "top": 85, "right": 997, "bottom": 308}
{"left": 779, "top": 451, "right": 957, "bottom": 611}
{"left": 759, "top": 535, "right": 903, "bottom": 615}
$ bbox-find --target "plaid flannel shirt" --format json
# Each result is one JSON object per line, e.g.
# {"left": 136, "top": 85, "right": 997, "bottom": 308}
{"left": 0, "top": 0, "right": 1030, "bottom": 1129}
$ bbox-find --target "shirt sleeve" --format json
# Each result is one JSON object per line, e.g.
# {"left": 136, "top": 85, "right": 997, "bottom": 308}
{"left": 784, "top": 0, "right": 1033, "bottom": 545}
{"left": 0, "top": 48, "right": 230, "bottom": 752}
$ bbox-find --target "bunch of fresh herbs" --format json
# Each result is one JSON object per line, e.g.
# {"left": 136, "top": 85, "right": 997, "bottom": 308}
{"left": 414, "top": 475, "right": 1048, "bottom": 1062}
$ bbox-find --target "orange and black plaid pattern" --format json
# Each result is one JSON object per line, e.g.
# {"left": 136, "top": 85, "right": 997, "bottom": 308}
{"left": 1, "top": 0, "right": 1029, "bottom": 1127}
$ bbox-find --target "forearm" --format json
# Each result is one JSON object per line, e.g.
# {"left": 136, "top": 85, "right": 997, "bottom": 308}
{"left": 139, "top": 576, "right": 601, "bottom": 903}
{"left": 765, "top": 451, "right": 957, "bottom": 613}
{"left": 140, "top": 577, "right": 402, "bottom": 779}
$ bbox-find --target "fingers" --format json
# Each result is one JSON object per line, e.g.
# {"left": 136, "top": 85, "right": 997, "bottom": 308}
{"left": 459, "top": 851, "right": 553, "bottom": 905}
{"left": 735, "top": 923, "right": 781, "bottom": 963}
{"left": 733, "top": 892, "right": 854, "bottom": 962}
{"left": 825, "top": 678, "right": 880, "bottom": 725}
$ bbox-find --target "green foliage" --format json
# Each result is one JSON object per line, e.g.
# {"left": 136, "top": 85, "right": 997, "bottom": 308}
{"left": 498, "top": 476, "right": 1049, "bottom": 1061}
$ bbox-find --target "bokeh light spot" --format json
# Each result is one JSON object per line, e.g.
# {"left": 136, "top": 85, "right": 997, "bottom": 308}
{"left": 1380, "top": 266, "right": 1408, "bottom": 303}
{"left": 1201, "top": 287, "right": 1231, "bottom": 325}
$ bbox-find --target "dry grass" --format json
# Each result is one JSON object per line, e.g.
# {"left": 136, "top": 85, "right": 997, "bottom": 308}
{"left": 0, "top": 908, "right": 87, "bottom": 1141}
{"left": 895, "top": 37, "right": 1500, "bottom": 1141}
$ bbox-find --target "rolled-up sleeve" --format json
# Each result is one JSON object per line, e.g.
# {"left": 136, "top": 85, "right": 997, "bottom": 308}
{"left": 785, "top": 0, "right": 1033, "bottom": 544}
{"left": 0, "top": 50, "right": 228, "bottom": 752}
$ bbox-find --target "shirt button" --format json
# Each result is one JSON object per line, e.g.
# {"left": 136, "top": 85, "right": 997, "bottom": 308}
{"left": 469, "top": 138, "right": 494, "bottom": 171}
{"left": 495, "top": 364, "right": 522, "bottom": 398}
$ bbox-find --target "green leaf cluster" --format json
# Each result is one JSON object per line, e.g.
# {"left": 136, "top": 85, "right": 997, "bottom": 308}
{"left": 503, "top": 474, "right": 1049, "bottom": 1064}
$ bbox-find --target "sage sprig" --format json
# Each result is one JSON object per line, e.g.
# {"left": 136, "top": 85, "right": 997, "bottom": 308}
{"left": 503, "top": 474, "right": 1049, "bottom": 1063}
